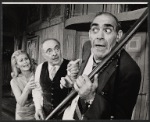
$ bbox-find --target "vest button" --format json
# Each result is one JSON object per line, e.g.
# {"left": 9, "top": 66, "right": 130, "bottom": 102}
{"left": 51, "top": 105, "right": 54, "bottom": 109}
{"left": 51, "top": 93, "right": 54, "bottom": 96}
{"left": 101, "top": 91, "right": 108, "bottom": 96}
{"left": 51, "top": 98, "right": 54, "bottom": 102}
{"left": 110, "top": 115, "right": 114, "bottom": 120}
{"left": 101, "top": 92, "right": 105, "bottom": 95}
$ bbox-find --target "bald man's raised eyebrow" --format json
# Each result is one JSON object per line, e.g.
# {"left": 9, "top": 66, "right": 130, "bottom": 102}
{"left": 90, "top": 23, "right": 98, "bottom": 28}
{"left": 90, "top": 23, "right": 114, "bottom": 29}
{"left": 104, "top": 24, "right": 114, "bottom": 29}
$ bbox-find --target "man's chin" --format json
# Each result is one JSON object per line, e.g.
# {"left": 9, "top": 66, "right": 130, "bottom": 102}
{"left": 53, "top": 60, "right": 61, "bottom": 65}
{"left": 95, "top": 53, "right": 107, "bottom": 60}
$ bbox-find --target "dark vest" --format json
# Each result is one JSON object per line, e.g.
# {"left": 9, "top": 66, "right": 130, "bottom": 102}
{"left": 40, "top": 59, "right": 71, "bottom": 118}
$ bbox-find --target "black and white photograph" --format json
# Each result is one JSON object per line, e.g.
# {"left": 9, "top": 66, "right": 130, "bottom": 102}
{"left": 1, "top": 2, "right": 149, "bottom": 121}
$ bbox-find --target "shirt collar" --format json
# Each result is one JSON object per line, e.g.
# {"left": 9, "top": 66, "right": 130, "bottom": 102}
{"left": 91, "top": 52, "right": 102, "bottom": 66}
{"left": 93, "top": 57, "right": 100, "bottom": 67}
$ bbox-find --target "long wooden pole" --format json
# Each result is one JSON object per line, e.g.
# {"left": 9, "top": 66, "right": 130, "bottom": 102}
{"left": 45, "top": 8, "right": 148, "bottom": 120}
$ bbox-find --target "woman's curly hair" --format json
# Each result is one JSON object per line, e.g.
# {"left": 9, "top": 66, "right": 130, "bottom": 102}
{"left": 11, "top": 50, "right": 36, "bottom": 78}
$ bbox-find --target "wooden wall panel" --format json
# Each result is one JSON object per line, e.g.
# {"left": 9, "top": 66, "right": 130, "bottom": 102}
{"left": 87, "top": 4, "right": 103, "bottom": 14}
{"left": 74, "top": 5, "right": 83, "bottom": 16}
{"left": 128, "top": 32, "right": 148, "bottom": 120}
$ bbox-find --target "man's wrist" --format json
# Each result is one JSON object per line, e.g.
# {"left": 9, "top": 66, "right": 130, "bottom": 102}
{"left": 85, "top": 92, "right": 96, "bottom": 105}
{"left": 35, "top": 105, "right": 42, "bottom": 112}
{"left": 23, "top": 87, "right": 31, "bottom": 94}
{"left": 66, "top": 75, "right": 76, "bottom": 86}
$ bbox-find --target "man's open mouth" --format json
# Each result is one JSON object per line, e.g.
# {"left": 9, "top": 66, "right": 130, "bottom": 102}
{"left": 95, "top": 44, "right": 106, "bottom": 51}
{"left": 95, "top": 44, "right": 105, "bottom": 47}
{"left": 53, "top": 57, "right": 59, "bottom": 60}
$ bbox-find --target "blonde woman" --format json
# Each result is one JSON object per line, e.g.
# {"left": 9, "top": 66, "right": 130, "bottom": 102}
{"left": 10, "top": 50, "right": 36, "bottom": 120}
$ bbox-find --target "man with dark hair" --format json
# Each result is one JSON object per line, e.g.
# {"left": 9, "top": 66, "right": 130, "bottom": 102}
{"left": 32, "top": 38, "right": 80, "bottom": 120}
{"left": 61, "top": 12, "right": 141, "bottom": 120}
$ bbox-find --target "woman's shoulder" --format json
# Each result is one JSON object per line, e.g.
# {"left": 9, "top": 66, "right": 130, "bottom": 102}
{"left": 10, "top": 77, "right": 18, "bottom": 87}
{"left": 10, "top": 75, "right": 23, "bottom": 85}
{"left": 10, "top": 75, "right": 27, "bottom": 91}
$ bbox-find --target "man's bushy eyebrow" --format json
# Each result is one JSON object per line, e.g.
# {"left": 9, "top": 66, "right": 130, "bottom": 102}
{"left": 91, "top": 23, "right": 114, "bottom": 28}
{"left": 104, "top": 24, "right": 114, "bottom": 29}
{"left": 90, "top": 23, "right": 114, "bottom": 29}
{"left": 90, "top": 23, "right": 98, "bottom": 28}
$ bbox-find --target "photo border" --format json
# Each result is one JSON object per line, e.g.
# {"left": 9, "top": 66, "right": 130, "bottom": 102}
{"left": 0, "top": 0, "right": 149, "bottom": 122}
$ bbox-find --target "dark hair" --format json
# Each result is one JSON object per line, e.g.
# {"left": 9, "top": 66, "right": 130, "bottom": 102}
{"left": 91, "top": 12, "right": 121, "bottom": 32}
{"left": 41, "top": 38, "right": 60, "bottom": 47}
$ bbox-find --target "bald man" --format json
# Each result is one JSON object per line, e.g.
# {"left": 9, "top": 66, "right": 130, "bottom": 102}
{"left": 32, "top": 38, "right": 79, "bottom": 120}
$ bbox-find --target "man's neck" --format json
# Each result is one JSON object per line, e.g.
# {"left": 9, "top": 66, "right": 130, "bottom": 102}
{"left": 49, "top": 58, "right": 63, "bottom": 66}
{"left": 93, "top": 56, "right": 102, "bottom": 64}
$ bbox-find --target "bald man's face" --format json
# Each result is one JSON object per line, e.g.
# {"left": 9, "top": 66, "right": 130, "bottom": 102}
{"left": 42, "top": 39, "right": 62, "bottom": 66}
{"left": 89, "top": 14, "right": 122, "bottom": 62}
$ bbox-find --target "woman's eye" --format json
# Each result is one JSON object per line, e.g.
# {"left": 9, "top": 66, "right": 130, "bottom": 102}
{"left": 25, "top": 57, "right": 29, "bottom": 60}
{"left": 20, "top": 59, "right": 23, "bottom": 62}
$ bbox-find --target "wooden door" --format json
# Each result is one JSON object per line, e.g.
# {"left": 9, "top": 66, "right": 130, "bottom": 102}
{"left": 63, "top": 29, "right": 76, "bottom": 60}
{"left": 76, "top": 31, "right": 89, "bottom": 59}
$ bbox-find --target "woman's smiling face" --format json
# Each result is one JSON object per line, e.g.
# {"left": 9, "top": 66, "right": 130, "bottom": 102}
{"left": 16, "top": 54, "right": 31, "bottom": 71}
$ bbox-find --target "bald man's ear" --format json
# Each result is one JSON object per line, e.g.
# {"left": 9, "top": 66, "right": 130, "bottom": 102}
{"left": 116, "top": 30, "right": 123, "bottom": 43}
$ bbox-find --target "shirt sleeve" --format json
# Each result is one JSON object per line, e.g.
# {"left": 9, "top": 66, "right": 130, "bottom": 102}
{"left": 32, "top": 63, "right": 43, "bottom": 111}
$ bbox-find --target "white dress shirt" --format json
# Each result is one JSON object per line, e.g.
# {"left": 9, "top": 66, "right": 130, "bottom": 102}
{"left": 63, "top": 53, "right": 94, "bottom": 120}
{"left": 32, "top": 61, "right": 62, "bottom": 111}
